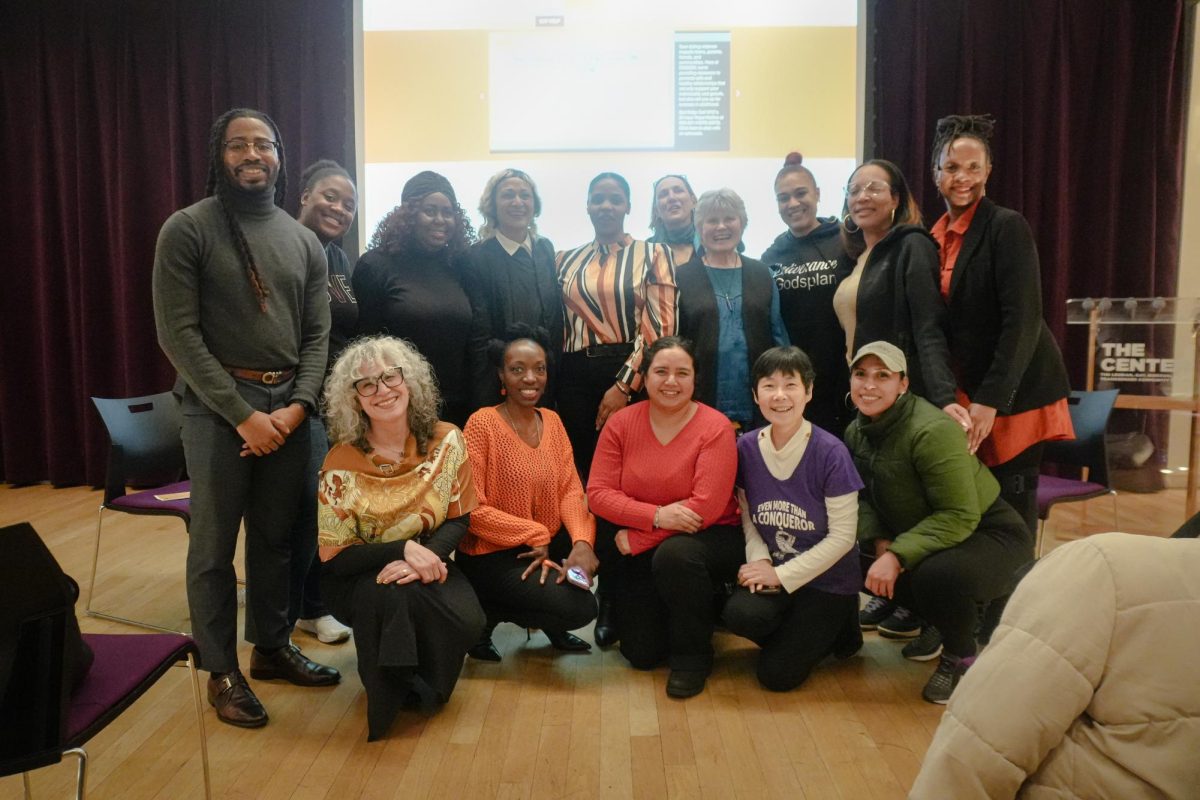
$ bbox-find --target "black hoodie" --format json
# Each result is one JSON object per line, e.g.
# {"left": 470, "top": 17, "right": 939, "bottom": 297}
{"left": 761, "top": 218, "right": 852, "bottom": 436}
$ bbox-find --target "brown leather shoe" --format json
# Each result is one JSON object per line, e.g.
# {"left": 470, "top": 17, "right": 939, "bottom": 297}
{"left": 249, "top": 643, "right": 340, "bottom": 686}
{"left": 207, "top": 669, "right": 268, "bottom": 728}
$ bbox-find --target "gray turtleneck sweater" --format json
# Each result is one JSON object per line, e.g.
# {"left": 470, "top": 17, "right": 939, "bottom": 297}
{"left": 152, "top": 190, "right": 330, "bottom": 427}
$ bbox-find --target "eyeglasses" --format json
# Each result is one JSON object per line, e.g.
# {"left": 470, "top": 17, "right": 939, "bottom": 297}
{"left": 224, "top": 139, "right": 279, "bottom": 156}
{"left": 354, "top": 366, "right": 405, "bottom": 397}
{"left": 844, "top": 180, "right": 891, "bottom": 199}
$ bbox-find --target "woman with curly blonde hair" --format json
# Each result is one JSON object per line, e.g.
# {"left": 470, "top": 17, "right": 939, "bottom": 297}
{"left": 318, "top": 335, "right": 485, "bottom": 740}
{"left": 352, "top": 171, "right": 477, "bottom": 426}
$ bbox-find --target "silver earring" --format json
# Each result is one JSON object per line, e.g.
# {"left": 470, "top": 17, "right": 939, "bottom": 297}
{"left": 841, "top": 214, "right": 860, "bottom": 234}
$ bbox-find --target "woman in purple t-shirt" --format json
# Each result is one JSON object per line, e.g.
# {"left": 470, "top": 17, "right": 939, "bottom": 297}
{"left": 723, "top": 346, "right": 865, "bottom": 691}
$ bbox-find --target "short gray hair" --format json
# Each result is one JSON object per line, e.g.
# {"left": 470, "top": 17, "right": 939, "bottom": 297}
{"left": 323, "top": 335, "right": 442, "bottom": 455}
{"left": 694, "top": 188, "right": 748, "bottom": 230}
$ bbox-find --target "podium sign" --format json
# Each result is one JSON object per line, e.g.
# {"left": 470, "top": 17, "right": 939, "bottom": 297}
{"left": 1066, "top": 297, "right": 1200, "bottom": 515}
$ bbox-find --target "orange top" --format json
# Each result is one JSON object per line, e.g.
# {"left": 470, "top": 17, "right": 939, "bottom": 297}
{"left": 459, "top": 406, "right": 595, "bottom": 555}
{"left": 931, "top": 199, "right": 982, "bottom": 299}
{"left": 933, "top": 202, "right": 1074, "bottom": 466}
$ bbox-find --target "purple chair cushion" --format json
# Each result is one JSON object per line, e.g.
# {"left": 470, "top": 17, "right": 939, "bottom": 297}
{"left": 67, "top": 633, "right": 196, "bottom": 745}
{"left": 108, "top": 480, "right": 190, "bottom": 516}
{"left": 1037, "top": 475, "right": 1109, "bottom": 515}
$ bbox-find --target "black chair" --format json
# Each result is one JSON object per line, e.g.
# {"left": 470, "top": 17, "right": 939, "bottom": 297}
{"left": 1035, "top": 389, "right": 1121, "bottom": 556}
{"left": 87, "top": 393, "right": 190, "bottom": 632}
{"left": 0, "top": 522, "right": 211, "bottom": 799}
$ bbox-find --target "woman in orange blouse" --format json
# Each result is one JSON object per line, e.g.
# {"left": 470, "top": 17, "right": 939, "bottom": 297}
{"left": 556, "top": 172, "right": 678, "bottom": 482}
{"left": 458, "top": 324, "right": 599, "bottom": 661}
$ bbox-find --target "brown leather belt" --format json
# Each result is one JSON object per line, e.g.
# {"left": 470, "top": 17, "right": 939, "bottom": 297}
{"left": 224, "top": 366, "right": 296, "bottom": 385}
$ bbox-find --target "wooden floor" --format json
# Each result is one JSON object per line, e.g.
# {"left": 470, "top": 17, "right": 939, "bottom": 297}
{"left": 0, "top": 483, "right": 1185, "bottom": 800}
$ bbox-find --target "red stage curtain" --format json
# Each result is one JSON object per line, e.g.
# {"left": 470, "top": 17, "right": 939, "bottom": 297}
{"left": 0, "top": 0, "right": 353, "bottom": 485}
{"left": 867, "top": 0, "right": 1189, "bottom": 384}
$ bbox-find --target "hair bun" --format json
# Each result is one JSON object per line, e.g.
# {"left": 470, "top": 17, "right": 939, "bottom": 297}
{"left": 783, "top": 151, "right": 804, "bottom": 166}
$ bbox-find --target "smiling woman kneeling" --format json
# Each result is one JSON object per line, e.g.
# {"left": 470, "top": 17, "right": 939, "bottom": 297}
{"left": 318, "top": 336, "right": 485, "bottom": 740}
{"left": 844, "top": 341, "right": 1032, "bottom": 704}
{"left": 586, "top": 336, "right": 742, "bottom": 699}
{"left": 722, "top": 347, "right": 864, "bottom": 691}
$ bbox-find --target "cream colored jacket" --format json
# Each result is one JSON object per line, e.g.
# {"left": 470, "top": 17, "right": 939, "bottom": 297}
{"left": 911, "top": 533, "right": 1200, "bottom": 799}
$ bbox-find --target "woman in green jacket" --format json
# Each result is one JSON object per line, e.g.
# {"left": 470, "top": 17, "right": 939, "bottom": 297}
{"left": 844, "top": 341, "right": 1031, "bottom": 705}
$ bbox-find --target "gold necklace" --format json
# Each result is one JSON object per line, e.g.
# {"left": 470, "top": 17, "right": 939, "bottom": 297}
{"left": 500, "top": 404, "right": 542, "bottom": 446}
{"left": 366, "top": 436, "right": 407, "bottom": 471}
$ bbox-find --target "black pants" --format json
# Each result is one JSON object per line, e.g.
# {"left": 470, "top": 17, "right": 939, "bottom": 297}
{"left": 558, "top": 348, "right": 633, "bottom": 483}
{"left": 288, "top": 415, "right": 331, "bottom": 624}
{"left": 456, "top": 529, "right": 598, "bottom": 634}
{"left": 598, "top": 518, "right": 742, "bottom": 672}
{"left": 321, "top": 563, "right": 485, "bottom": 740}
{"left": 989, "top": 441, "right": 1045, "bottom": 535}
{"left": 724, "top": 585, "right": 860, "bottom": 691}
{"left": 888, "top": 498, "right": 1033, "bottom": 658}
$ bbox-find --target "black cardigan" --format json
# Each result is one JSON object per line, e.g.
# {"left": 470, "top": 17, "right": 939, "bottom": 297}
{"left": 942, "top": 198, "right": 1070, "bottom": 414}
{"left": 676, "top": 253, "right": 776, "bottom": 409}
{"left": 462, "top": 235, "right": 563, "bottom": 410}
{"left": 852, "top": 224, "right": 957, "bottom": 408}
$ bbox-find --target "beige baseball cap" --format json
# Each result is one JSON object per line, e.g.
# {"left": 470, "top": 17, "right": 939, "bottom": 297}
{"left": 850, "top": 340, "right": 908, "bottom": 373}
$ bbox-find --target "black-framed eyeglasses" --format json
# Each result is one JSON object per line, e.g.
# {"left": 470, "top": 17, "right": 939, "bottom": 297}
{"left": 224, "top": 139, "right": 279, "bottom": 156}
{"left": 354, "top": 366, "right": 404, "bottom": 397}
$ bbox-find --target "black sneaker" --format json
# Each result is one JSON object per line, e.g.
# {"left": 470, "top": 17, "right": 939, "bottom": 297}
{"left": 877, "top": 606, "right": 922, "bottom": 639}
{"left": 902, "top": 626, "right": 943, "bottom": 661}
{"left": 859, "top": 596, "right": 895, "bottom": 630}
{"left": 922, "top": 653, "right": 967, "bottom": 705}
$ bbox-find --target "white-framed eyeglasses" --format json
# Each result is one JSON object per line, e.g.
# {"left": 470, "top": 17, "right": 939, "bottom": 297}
{"left": 844, "top": 180, "right": 891, "bottom": 199}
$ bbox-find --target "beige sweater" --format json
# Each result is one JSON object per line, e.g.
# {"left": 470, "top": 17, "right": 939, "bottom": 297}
{"left": 911, "top": 533, "right": 1200, "bottom": 799}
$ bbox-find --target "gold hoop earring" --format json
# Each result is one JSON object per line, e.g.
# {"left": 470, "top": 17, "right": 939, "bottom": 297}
{"left": 889, "top": 207, "right": 896, "bottom": 225}
{"left": 841, "top": 214, "right": 860, "bottom": 234}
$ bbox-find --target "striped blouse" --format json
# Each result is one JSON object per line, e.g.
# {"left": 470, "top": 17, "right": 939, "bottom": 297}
{"left": 556, "top": 235, "right": 677, "bottom": 389}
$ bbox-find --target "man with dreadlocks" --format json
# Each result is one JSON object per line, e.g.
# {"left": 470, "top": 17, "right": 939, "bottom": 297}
{"left": 153, "top": 108, "right": 338, "bottom": 729}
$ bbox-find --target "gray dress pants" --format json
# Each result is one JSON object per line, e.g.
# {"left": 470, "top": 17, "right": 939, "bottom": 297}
{"left": 181, "top": 378, "right": 309, "bottom": 673}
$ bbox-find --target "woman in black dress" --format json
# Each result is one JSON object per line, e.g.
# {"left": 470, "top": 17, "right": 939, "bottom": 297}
{"left": 353, "top": 171, "right": 476, "bottom": 426}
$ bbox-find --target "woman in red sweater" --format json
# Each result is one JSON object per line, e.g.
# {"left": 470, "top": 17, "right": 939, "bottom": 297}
{"left": 457, "top": 325, "right": 599, "bottom": 661}
{"left": 587, "top": 336, "right": 742, "bottom": 698}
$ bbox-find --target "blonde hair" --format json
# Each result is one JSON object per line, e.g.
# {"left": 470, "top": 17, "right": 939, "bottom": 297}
{"left": 477, "top": 168, "right": 541, "bottom": 241}
{"left": 323, "top": 335, "right": 442, "bottom": 455}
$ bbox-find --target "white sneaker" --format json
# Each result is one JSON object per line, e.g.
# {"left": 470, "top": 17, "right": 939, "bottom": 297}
{"left": 296, "top": 615, "right": 351, "bottom": 644}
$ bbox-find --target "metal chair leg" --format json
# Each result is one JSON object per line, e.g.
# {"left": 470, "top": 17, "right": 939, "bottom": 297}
{"left": 1110, "top": 492, "right": 1120, "bottom": 532}
{"left": 84, "top": 505, "right": 190, "bottom": 634}
{"left": 187, "top": 653, "right": 213, "bottom": 800}
{"left": 63, "top": 747, "right": 87, "bottom": 800}
{"left": 85, "top": 505, "right": 105, "bottom": 615}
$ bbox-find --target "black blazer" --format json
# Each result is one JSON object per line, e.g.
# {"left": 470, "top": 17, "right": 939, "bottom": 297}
{"left": 943, "top": 198, "right": 1070, "bottom": 414}
{"left": 463, "top": 235, "right": 564, "bottom": 410}
{"left": 852, "top": 224, "right": 957, "bottom": 408}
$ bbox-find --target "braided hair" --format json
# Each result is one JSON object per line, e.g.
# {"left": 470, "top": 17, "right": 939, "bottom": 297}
{"left": 204, "top": 108, "right": 288, "bottom": 312}
{"left": 929, "top": 114, "right": 995, "bottom": 174}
